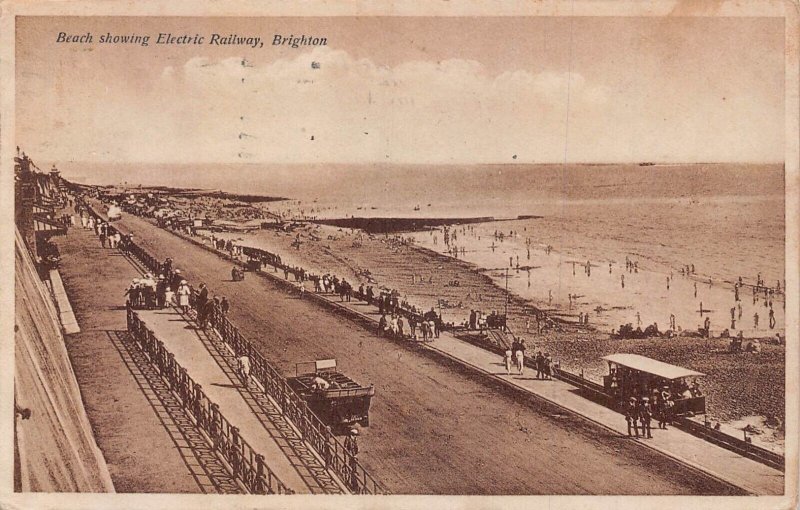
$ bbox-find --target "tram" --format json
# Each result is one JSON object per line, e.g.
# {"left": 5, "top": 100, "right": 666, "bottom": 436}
{"left": 602, "top": 353, "right": 706, "bottom": 417}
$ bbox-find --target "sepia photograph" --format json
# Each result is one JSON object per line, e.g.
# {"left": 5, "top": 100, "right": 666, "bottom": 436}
{"left": 3, "top": 2, "right": 798, "bottom": 508}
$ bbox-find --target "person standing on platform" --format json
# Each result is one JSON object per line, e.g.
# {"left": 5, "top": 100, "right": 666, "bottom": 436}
{"left": 625, "top": 397, "right": 640, "bottom": 438}
{"left": 503, "top": 347, "right": 513, "bottom": 375}
{"left": 345, "top": 428, "right": 360, "bottom": 492}
{"left": 535, "top": 351, "right": 545, "bottom": 379}
{"left": 639, "top": 397, "right": 653, "bottom": 439}
{"left": 156, "top": 275, "right": 167, "bottom": 309}
{"left": 514, "top": 340, "right": 525, "bottom": 375}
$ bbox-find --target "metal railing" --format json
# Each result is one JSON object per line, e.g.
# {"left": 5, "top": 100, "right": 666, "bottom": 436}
{"left": 88, "top": 204, "right": 388, "bottom": 494}
{"left": 126, "top": 307, "right": 293, "bottom": 494}
{"left": 198, "top": 303, "right": 387, "bottom": 494}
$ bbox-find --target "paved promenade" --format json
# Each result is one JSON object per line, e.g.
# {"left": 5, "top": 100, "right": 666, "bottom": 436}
{"left": 54, "top": 221, "right": 221, "bottom": 492}
{"left": 57, "top": 208, "right": 341, "bottom": 494}
{"left": 134, "top": 307, "right": 343, "bottom": 494}
{"left": 306, "top": 292, "right": 784, "bottom": 495}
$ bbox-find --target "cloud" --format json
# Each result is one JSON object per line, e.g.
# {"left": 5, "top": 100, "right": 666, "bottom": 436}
{"left": 16, "top": 45, "right": 779, "bottom": 165}
{"left": 130, "top": 47, "right": 607, "bottom": 163}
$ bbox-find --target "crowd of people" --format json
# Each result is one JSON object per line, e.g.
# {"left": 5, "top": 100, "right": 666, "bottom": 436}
{"left": 622, "top": 382, "right": 702, "bottom": 439}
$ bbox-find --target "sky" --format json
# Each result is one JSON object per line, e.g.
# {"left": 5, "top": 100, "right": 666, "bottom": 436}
{"left": 15, "top": 16, "right": 785, "bottom": 165}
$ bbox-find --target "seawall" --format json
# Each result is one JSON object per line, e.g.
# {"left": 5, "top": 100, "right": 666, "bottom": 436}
{"left": 14, "top": 227, "right": 114, "bottom": 492}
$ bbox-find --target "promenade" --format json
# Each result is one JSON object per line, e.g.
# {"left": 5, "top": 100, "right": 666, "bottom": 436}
{"left": 54, "top": 214, "right": 336, "bottom": 494}
{"left": 92, "top": 203, "right": 755, "bottom": 495}
{"left": 134, "top": 307, "right": 343, "bottom": 494}
{"left": 54, "top": 219, "right": 228, "bottom": 492}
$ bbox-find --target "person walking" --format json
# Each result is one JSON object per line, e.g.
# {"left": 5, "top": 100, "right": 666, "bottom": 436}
{"left": 237, "top": 354, "right": 251, "bottom": 388}
{"left": 514, "top": 341, "right": 525, "bottom": 375}
{"left": 503, "top": 347, "right": 513, "bottom": 375}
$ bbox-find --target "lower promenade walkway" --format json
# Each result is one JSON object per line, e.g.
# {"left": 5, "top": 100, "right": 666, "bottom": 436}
{"left": 55, "top": 214, "right": 340, "bottom": 494}
{"left": 55, "top": 219, "right": 230, "bottom": 492}
{"left": 134, "top": 307, "right": 343, "bottom": 494}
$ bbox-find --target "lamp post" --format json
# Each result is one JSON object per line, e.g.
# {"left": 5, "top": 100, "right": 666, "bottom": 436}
{"left": 505, "top": 267, "right": 510, "bottom": 318}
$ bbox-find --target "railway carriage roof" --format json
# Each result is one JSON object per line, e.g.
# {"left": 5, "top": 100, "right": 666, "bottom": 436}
{"left": 602, "top": 354, "right": 705, "bottom": 380}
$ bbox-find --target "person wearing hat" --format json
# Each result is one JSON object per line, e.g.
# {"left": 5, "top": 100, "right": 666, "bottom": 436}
{"left": 625, "top": 397, "right": 640, "bottom": 437}
{"left": 639, "top": 397, "right": 653, "bottom": 439}
{"left": 197, "top": 283, "right": 209, "bottom": 311}
{"left": 171, "top": 269, "right": 182, "bottom": 293}
{"left": 344, "top": 427, "right": 360, "bottom": 492}
{"left": 156, "top": 275, "right": 167, "bottom": 309}
{"left": 658, "top": 387, "right": 673, "bottom": 429}
{"left": 177, "top": 280, "right": 190, "bottom": 313}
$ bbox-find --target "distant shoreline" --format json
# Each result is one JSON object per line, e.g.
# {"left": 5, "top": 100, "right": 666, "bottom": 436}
{"left": 87, "top": 183, "right": 288, "bottom": 204}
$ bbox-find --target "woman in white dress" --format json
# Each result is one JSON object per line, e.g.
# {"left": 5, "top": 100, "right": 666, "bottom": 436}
{"left": 177, "top": 281, "right": 190, "bottom": 313}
